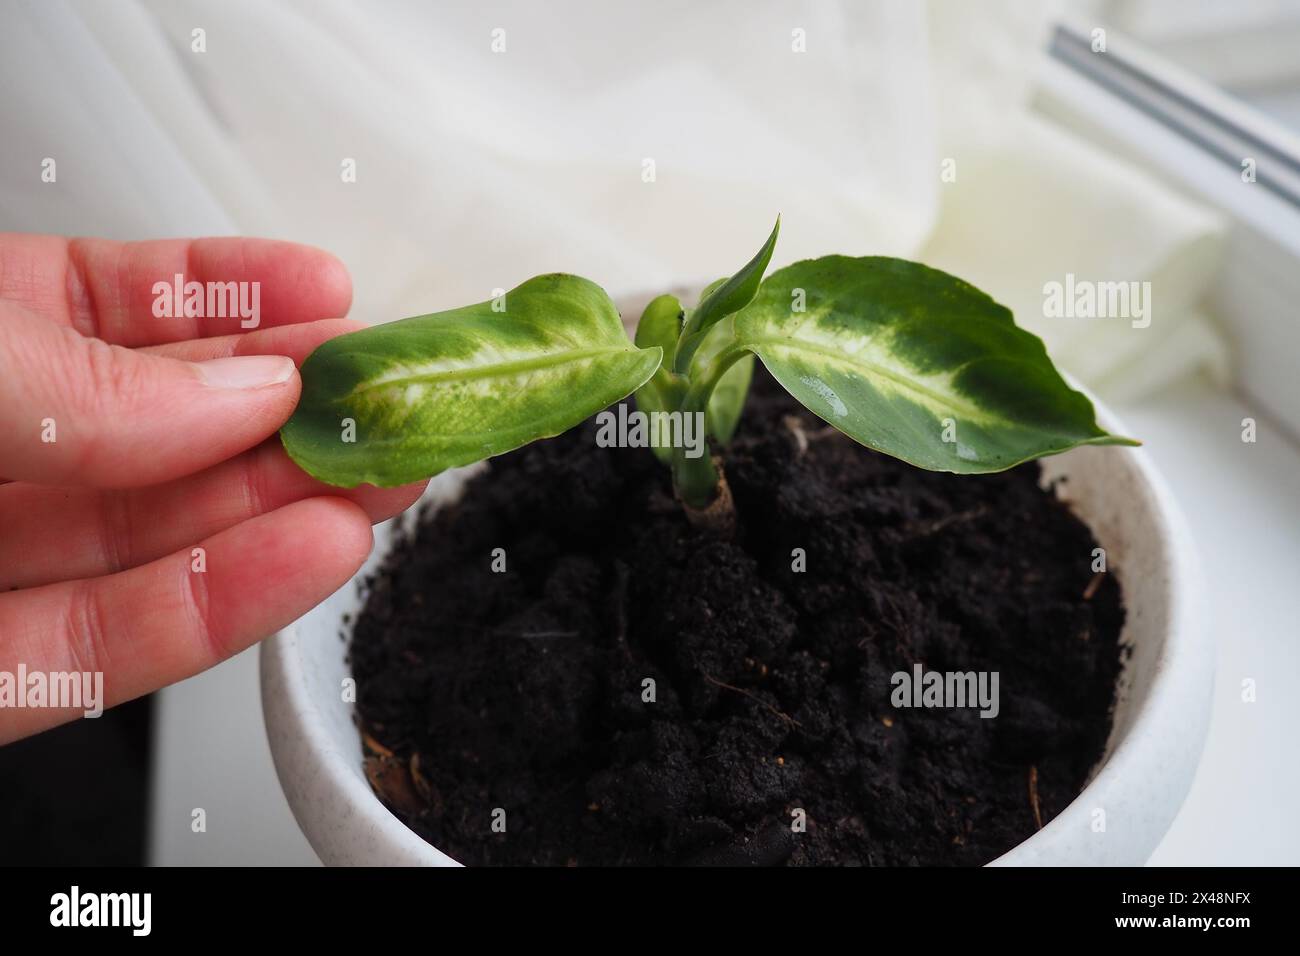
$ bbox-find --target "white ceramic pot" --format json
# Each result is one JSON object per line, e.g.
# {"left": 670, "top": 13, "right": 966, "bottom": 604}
{"left": 262, "top": 394, "right": 1213, "bottom": 867}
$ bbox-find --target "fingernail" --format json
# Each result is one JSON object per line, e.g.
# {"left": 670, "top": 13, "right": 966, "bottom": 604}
{"left": 193, "top": 355, "right": 296, "bottom": 389}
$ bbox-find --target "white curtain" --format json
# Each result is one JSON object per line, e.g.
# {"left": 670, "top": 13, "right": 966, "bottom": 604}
{"left": 1, "top": 0, "right": 1226, "bottom": 400}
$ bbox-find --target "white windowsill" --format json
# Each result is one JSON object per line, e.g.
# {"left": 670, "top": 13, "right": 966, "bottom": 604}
{"left": 1114, "top": 376, "right": 1300, "bottom": 865}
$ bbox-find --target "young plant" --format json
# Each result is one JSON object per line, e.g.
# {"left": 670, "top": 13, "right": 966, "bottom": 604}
{"left": 280, "top": 219, "right": 1137, "bottom": 510}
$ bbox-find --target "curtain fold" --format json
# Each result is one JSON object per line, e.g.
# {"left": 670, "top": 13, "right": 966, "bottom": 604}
{"left": 1, "top": 0, "right": 1226, "bottom": 399}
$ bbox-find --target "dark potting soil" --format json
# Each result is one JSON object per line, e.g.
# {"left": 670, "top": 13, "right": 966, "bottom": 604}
{"left": 350, "top": 368, "right": 1125, "bottom": 866}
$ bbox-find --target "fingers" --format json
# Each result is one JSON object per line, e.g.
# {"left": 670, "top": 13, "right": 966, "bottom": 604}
{"left": 0, "top": 234, "right": 352, "bottom": 346}
{"left": 0, "top": 440, "right": 427, "bottom": 590}
{"left": 0, "top": 497, "right": 372, "bottom": 743}
{"left": 142, "top": 317, "right": 367, "bottom": 365}
{"left": 0, "top": 304, "right": 299, "bottom": 487}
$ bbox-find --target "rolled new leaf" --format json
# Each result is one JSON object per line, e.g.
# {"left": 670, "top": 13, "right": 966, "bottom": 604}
{"left": 636, "top": 286, "right": 755, "bottom": 452}
{"left": 674, "top": 216, "right": 779, "bottom": 374}
{"left": 732, "top": 256, "right": 1138, "bottom": 473}
{"left": 633, "top": 294, "right": 687, "bottom": 466}
{"left": 282, "top": 274, "right": 663, "bottom": 487}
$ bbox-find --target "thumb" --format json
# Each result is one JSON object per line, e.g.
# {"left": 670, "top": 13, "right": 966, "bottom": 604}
{"left": 0, "top": 303, "right": 301, "bottom": 487}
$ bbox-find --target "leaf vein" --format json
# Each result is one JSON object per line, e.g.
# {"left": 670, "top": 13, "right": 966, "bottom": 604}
{"left": 347, "top": 346, "right": 638, "bottom": 399}
{"left": 746, "top": 336, "right": 996, "bottom": 424}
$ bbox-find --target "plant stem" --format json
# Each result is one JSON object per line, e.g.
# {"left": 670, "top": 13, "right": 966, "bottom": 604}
{"left": 673, "top": 449, "right": 721, "bottom": 508}
{"left": 671, "top": 343, "right": 749, "bottom": 508}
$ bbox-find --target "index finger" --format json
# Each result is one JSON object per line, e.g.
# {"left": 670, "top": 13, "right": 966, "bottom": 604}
{"left": 0, "top": 234, "right": 352, "bottom": 347}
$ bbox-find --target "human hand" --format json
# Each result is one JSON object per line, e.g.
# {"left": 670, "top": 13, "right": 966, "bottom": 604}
{"left": 0, "top": 235, "right": 427, "bottom": 743}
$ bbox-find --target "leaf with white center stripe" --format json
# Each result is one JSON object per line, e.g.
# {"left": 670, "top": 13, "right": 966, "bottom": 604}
{"left": 282, "top": 274, "right": 663, "bottom": 487}
{"left": 730, "top": 256, "right": 1138, "bottom": 472}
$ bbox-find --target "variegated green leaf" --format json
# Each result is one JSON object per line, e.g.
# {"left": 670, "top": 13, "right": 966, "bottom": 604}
{"left": 281, "top": 274, "right": 662, "bottom": 487}
{"left": 731, "top": 256, "right": 1138, "bottom": 473}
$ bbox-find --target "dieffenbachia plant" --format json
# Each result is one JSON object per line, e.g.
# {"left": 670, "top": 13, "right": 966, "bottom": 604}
{"left": 281, "top": 219, "right": 1137, "bottom": 510}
